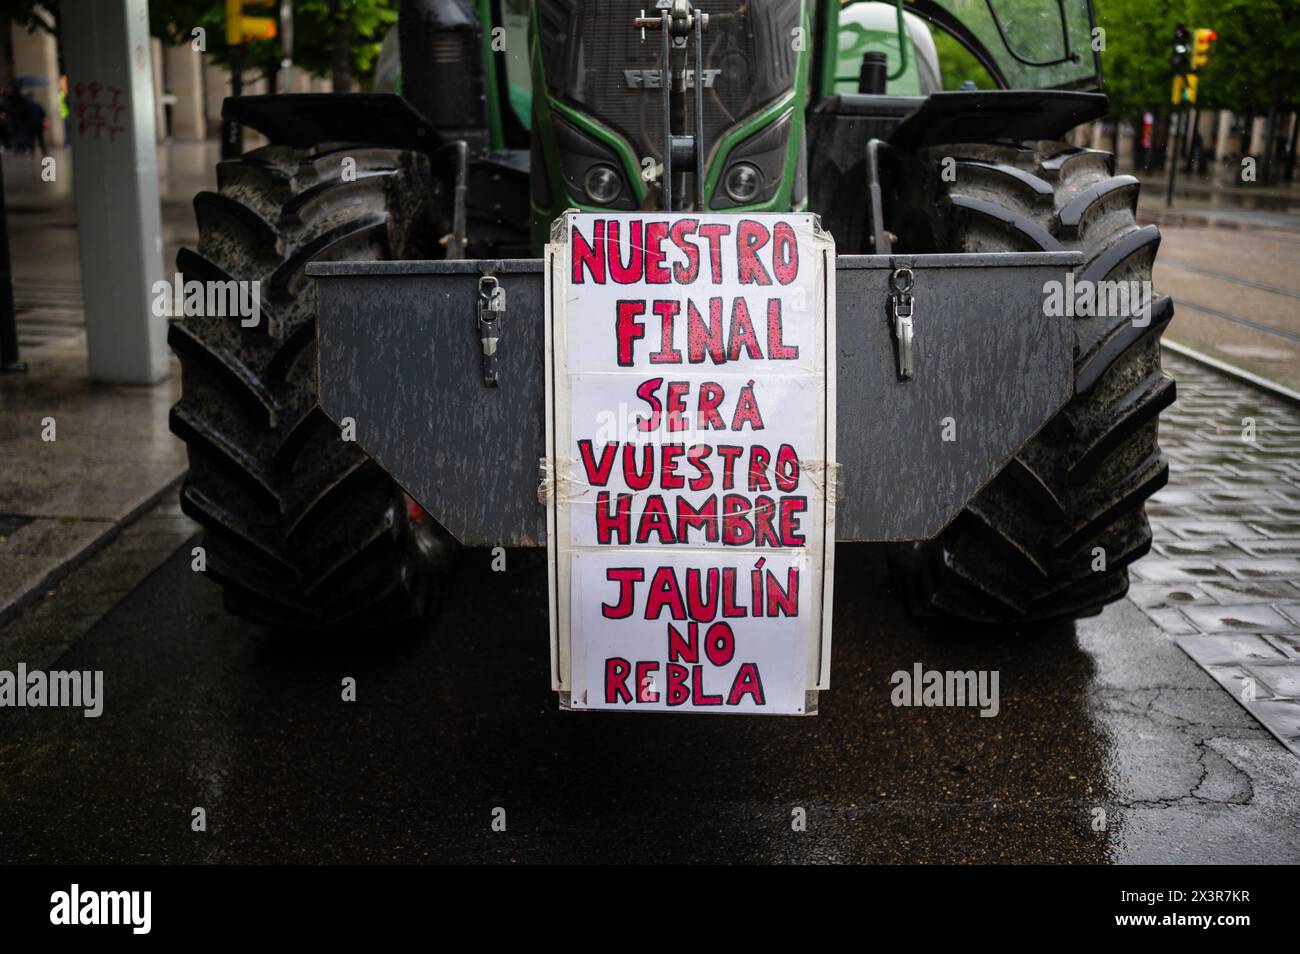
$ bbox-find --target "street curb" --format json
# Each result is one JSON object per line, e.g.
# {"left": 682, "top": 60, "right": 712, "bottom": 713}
{"left": 0, "top": 473, "right": 185, "bottom": 630}
{"left": 1139, "top": 207, "right": 1300, "bottom": 234}
{"left": 1162, "top": 339, "right": 1300, "bottom": 407}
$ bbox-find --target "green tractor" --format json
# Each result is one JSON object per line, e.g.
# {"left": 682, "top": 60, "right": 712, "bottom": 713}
{"left": 172, "top": 0, "right": 1172, "bottom": 631}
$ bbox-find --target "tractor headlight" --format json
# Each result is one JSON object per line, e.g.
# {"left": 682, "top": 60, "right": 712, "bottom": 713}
{"left": 723, "top": 162, "right": 763, "bottom": 204}
{"left": 549, "top": 112, "right": 637, "bottom": 211}
{"left": 709, "top": 110, "right": 793, "bottom": 210}
{"left": 584, "top": 164, "right": 623, "bottom": 206}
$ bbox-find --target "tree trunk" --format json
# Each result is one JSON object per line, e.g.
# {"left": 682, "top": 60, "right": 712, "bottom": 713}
{"left": 1285, "top": 110, "right": 1299, "bottom": 183}
{"left": 331, "top": 2, "right": 353, "bottom": 93}
{"left": 1262, "top": 92, "right": 1281, "bottom": 184}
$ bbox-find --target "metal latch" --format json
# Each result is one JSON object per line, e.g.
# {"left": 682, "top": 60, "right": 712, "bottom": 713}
{"left": 888, "top": 266, "right": 915, "bottom": 381}
{"left": 477, "top": 275, "right": 504, "bottom": 388}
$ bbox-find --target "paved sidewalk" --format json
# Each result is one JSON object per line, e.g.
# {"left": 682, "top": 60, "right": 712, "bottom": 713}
{"left": 1140, "top": 205, "right": 1300, "bottom": 234}
{"left": 0, "top": 337, "right": 186, "bottom": 624}
{"left": 1134, "top": 352, "right": 1300, "bottom": 755}
{"left": 1132, "top": 166, "right": 1300, "bottom": 234}
{"left": 0, "top": 145, "right": 213, "bottom": 624}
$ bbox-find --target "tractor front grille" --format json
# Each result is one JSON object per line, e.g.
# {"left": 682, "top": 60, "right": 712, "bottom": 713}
{"left": 535, "top": 0, "right": 802, "bottom": 166}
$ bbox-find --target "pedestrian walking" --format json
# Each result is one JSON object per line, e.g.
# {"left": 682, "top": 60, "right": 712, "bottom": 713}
{"left": 3, "top": 87, "right": 23, "bottom": 152}
{"left": 24, "top": 94, "right": 47, "bottom": 155}
{"left": 10, "top": 89, "right": 33, "bottom": 153}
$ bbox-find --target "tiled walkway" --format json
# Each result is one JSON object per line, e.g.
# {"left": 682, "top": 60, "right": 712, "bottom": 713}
{"left": 0, "top": 150, "right": 194, "bottom": 624}
{"left": 12, "top": 277, "right": 85, "bottom": 351}
{"left": 1132, "top": 351, "right": 1300, "bottom": 755}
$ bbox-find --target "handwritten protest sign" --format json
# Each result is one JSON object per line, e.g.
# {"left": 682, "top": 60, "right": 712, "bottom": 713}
{"left": 545, "top": 212, "right": 835, "bottom": 715}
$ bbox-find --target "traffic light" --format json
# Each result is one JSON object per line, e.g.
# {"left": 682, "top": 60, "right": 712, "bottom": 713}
{"left": 1192, "top": 28, "right": 1217, "bottom": 70}
{"left": 1171, "top": 22, "right": 1191, "bottom": 74}
{"left": 225, "top": 0, "right": 278, "bottom": 46}
{"left": 1171, "top": 74, "right": 1197, "bottom": 105}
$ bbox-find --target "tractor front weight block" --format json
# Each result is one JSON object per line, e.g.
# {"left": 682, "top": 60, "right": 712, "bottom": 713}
{"left": 308, "top": 248, "right": 1081, "bottom": 548}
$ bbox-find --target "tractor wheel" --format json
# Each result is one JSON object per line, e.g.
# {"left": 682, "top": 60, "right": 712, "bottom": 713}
{"left": 892, "top": 141, "right": 1175, "bottom": 623}
{"left": 169, "top": 144, "right": 456, "bottom": 629}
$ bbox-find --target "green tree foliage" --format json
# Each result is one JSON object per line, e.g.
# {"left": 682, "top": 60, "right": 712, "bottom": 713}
{"left": 1093, "top": 0, "right": 1183, "bottom": 117}
{"left": 151, "top": 0, "right": 398, "bottom": 89}
{"left": 1095, "top": 0, "right": 1299, "bottom": 117}
{"left": 933, "top": 30, "right": 995, "bottom": 90}
{"left": 295, "top": 0, "right": 398, "bottom": 89}
{"left": 2, "top": 1, "right": 398, "bottom": 90}
{"left": 1188, "top": 1, "right": 1300, "bottom": 116}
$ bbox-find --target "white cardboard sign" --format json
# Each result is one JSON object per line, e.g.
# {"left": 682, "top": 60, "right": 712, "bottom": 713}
{"left": 545, "top": 212, "right": 836, "bottom": 715}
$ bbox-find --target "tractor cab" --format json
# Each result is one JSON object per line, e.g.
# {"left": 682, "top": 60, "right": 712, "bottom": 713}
{"left": 372, "top": 1, "right": 1106, "bottom": 250}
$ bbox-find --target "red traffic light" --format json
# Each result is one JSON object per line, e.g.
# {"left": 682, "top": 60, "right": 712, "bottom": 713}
{"left": 1191, "top": 28, "right": 1217, "bottom": 69}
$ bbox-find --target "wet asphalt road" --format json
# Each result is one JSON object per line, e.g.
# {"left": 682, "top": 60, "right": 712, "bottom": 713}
{"left": 2, "top": 531, "right": 1296, "bottom": 864}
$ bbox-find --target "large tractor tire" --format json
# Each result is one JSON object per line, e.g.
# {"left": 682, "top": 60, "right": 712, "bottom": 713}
{"left": 169, "top": 144, "right": 456, "bottom": 629}
{"left": 891, "top": 141, "right": 1174, "bottom": 623}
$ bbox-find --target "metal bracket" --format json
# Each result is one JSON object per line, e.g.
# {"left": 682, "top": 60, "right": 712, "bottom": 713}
{"left": 888, "top": 265, "right": 915, "bottom": 380}
{"left": 633, "top": 0, "right": 708, "bottom": 210}
{"left": 477, "top": 275, "right": 504, "bottom": 388}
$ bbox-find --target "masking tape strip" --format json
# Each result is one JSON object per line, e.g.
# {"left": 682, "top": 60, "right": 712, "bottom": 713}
{"left": 537, "top": 457, "right": 553, "bottom": 505}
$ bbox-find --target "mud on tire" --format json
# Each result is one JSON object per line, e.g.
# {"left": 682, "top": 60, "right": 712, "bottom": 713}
{"left": 890, "top": 141, "right": 1175, "bottom": 623}
{"left": 169, "top": 144, "right": 456, "bottom": 629}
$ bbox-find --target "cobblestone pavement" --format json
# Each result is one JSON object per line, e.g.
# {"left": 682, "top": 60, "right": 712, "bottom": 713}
{"left": 1133, "top": 351, "right": 1300, "bottom": 755}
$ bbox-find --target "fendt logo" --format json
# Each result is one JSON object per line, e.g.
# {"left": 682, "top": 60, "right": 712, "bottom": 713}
{"left": 624, "top": 68, "right": 722, "bottom": 89}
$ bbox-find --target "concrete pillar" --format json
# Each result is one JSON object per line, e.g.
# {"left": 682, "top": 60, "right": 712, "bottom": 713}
{"left": 1214, "top": 110, "right": 1233, "bottom": 163}
{"left": 203, "top": 61, "right": 229, "bottom": 136}
{"left": 150, "top": 37, "right": 167, "bottom": 140}
{"left": 238, "top": 76, "right": 270, "bottom": 149}
{"left": 63, "top": 0, "right": 168, "bottom": 384}
{"left": 9, "top": 15, "right": 64, "bottom": 148}
{"left": 1118, "top": 125, "right": 1135, "bottom": 169}
{"left": 1249, "top": 116, "right": 1266, "bottom": 156}
{"left": 1089, "top": 121, "right": 1107, "bottom": 150}
{"left": 1196, "top": 110, "right": 1216, "bottom": 140}
{"left": 165, "top": 44, "right": 206, "bottom": 141}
